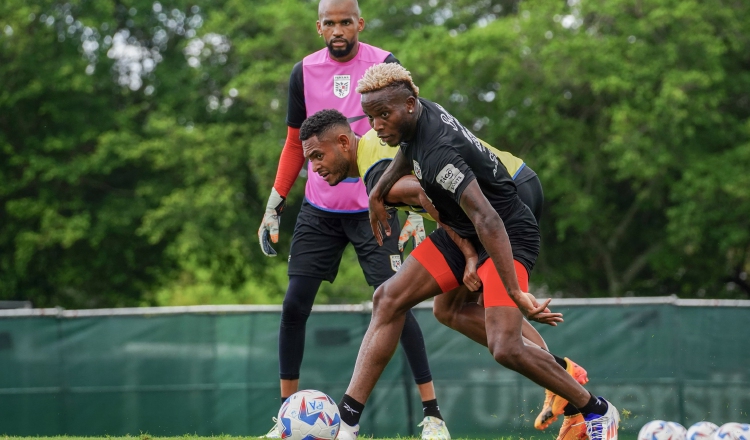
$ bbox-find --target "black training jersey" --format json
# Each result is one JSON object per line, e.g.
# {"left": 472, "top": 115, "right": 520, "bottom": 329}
{"left": 286, "top": 53, "right": 399, "bottom": 128}
{"left": 400, "top": 99, "right": 540, "bottom": 266}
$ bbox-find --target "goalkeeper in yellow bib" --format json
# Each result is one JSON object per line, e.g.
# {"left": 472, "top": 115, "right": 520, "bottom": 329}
{"left": 299, "top": 108, "right": 595, "bottom": 440}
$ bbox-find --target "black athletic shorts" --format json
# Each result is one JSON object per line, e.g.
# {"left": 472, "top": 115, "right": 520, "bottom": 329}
{"left": 515, "top": 165, "right": 544, "bottom": 225}
{"left": 428, "top": 224, "right": 539, "bottom": 287}
{"left": 287, "top": 202, "right": 402, "bottom": 286}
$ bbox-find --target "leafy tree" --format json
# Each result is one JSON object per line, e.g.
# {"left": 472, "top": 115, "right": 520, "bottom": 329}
{"left": 1, "top": 0, "right": 748, "bottom": 307}
{"left": 394, "top": 0, "right": 750, "bottom": 297}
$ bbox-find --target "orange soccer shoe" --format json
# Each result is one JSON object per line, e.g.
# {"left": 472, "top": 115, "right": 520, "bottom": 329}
{"left": 556, "top": 414, "right": 588, "bottom": 440}
{"left": 534, "top": 357, "right": 590, "bottom": 430}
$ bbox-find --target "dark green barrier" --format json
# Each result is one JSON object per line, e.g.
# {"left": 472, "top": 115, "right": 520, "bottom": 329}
{"left": 0, "top": 298, "right": 748, "bottom": 437}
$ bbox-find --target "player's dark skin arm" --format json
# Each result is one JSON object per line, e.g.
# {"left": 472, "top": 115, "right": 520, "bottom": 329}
{"left": 384, "top": 175, "right": 481, "bottom": 289}
{"left": 458, "top": 180, "right": 561, "bottom": 324}
{"left": 369, "top": 149, "right": 411, "bottom": 244}
{"left": 439, "top": 223, "right": 481, "bottom": 290}
{"left": 382, "top": 174, "right": 422, "bottom": 207}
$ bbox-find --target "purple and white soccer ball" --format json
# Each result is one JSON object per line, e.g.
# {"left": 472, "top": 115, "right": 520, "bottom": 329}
{"left": 277, "top": 390, "right": 341, "bottom": 440}
{"left": 713, "top": 423, "right": 750, "bottom": 440}
{"left": 687, "top": 421, "right": 719, "bottom": 440}
{"left": 639, "top": 420, "right": 677, "bottom": 440}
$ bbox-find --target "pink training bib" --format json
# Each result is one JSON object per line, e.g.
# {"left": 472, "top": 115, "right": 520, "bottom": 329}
{"left": 302, "top": 43, "right": 392, "bottom": 213}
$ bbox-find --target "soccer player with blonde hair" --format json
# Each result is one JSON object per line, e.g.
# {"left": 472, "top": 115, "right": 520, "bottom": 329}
{"left": 329, "top": 63, "right": 620, "bottom": 440}
{"left": 299, "top": 108, "right": 591, "bottom": 440}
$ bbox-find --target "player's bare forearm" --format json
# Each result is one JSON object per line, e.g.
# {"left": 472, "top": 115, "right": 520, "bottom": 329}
{"left": 418, "top": 192, "right": 441, "bottom": 223}
{"left": 370, "top": 149, "right": 411, "bottom": 203}
{"left": 440, "top": 220, "right": 481, "bottom": 290}
{"left": 369, "top": 150, "right": 412, "bottom": 244}
{"left": 458, "top": 184, "right": 560, "bottom": 324}
{"left": 475, "top": 215, "right": 523, "bottom": 300}
{"left": 459, "top": 182, "right": 523, "bottom": 302}
{"left": 440, "top": 222, "right": 477, "bottom": 263}
{"left": 383, "top": 175, "right": 423, "bottom": 207}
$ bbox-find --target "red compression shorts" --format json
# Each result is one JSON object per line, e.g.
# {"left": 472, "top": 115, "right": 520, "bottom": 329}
{"left": 411, "top": 237, "right": 528, "bottom": 308}
{"left": 477, "top": 258, "right": 528, "bottom": 308}
{"left": 410, "top": 237, "right": 460, "bottom": 293}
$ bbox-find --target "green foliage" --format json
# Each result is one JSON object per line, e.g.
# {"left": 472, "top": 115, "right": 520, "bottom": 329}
{"left": 395, "top": 0, "right": 750, "bottom": 297}
{"left": 1, "top": 0, "right": 748, "bottom": 306}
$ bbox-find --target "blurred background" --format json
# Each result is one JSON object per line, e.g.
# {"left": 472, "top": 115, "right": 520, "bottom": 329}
{"left": 2, "top": 0, "right": 749, "bottom": 308}
{"left": 1, "top": 0, "right": 749, "bottom": 437}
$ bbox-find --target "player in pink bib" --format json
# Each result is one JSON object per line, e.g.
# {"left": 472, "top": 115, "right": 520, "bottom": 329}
{"left": 257, "top": 1, "right": 449, "bottom": 439}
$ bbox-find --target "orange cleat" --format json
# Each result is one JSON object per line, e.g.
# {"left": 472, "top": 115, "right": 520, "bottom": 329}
{"left": 534, "top": 357, "right": 589, "bottom": 430}
{"left": 566, "top": 357, "right": 589, "bottom": 385}
{"left": 556, "top": 414, "right": 588, "bottom": 440}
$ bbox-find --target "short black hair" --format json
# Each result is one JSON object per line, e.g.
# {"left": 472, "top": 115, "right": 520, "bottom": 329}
{"left": 299, "top": 109, "right": 351, "bottom": 141}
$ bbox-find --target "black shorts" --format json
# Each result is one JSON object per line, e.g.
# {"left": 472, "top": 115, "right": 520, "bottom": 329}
{"left": 287, "top": 204, "right": 402, "bottom": 286}
{"left": 427, "top": 218, "right": 539, "bottom": 285}
{"left": 515, "top": 166, "right": 544, "bottom": 225}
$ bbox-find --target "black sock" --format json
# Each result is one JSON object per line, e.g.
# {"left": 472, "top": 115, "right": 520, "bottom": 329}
{"left": 564, "top": 402, "right": 581, "bottom": 416}
{"left": 422, "top": 399, "right": 443, "bottom": 420}
{"left": 281, "top": 395, "right": 290, "bottom": 404}
{"left": 338, "top": 394, "right": 365, "bottom": 426}
{"left": 552, "top": 354, "right": 568, "bottom": 370}
{"left": 578, "top": 393, "right": 608, "bottom": 417}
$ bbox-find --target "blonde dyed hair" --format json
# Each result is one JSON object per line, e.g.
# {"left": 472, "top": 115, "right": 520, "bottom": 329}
{"left": 356, "top": 63, "right": 420, "bottom": 96}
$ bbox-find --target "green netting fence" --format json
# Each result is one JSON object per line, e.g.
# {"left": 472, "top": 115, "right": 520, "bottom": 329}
{"left": 1, "top": 297, "right": 748, "bottom": 437}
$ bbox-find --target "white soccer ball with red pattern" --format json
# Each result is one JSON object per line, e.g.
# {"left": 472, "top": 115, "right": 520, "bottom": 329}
{"left": 639, "top": 420, "right": 677, "bottom": 440}
{"left": 713, "top": 423, "right": 750, "bottom": 440}
{"left": 277, "top": 390, "right": 341, "bottom": 440}
{"left": 687, "top": 421, "right": 719, "bottom": 440}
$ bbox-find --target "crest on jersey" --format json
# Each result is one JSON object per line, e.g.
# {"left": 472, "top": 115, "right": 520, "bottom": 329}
{"left": 333, "top": 75, "right": 350, "bottom": 98}
{"left": 390, "top": 255, "right": 402, "bottom": 272}
{"left": 413, "top": 161, "right": 423, "bottom": 180}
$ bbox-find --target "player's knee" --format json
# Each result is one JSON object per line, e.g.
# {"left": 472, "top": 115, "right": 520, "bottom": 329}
{"left": 281, "top": 297, "right": 312, "bottom": 326}
{"left": 372, "top": 283, "right": 405, "bottom": 316}
{"left": 489, "top": 342, "right": 524, "bottom": 370}
{"left": 432, "top": 300, "right": 457, "bottom": 329}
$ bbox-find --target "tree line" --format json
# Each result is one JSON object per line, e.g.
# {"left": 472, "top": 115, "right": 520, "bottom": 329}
{"left": 1, "top": 0, "right": 748, "bottom": 308}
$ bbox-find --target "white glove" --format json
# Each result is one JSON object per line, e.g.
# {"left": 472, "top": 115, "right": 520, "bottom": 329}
{"left": 258, "top": 188, "right": 286, "bottom": 257}
{"left": 398, "top": 212, "right": 426, "bottom": 252}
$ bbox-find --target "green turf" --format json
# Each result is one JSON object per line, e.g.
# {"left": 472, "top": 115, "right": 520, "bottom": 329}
{"left": 0, "top": 435, "right": 640, "bottom": 440}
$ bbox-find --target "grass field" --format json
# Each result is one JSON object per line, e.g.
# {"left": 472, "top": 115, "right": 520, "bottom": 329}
{"left": 0, "top": 435, "right": 641, "bottom": 440}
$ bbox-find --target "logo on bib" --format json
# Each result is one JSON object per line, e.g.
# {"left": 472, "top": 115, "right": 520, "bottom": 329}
{"left": 413, "top": 161, "right": 423, "bottom": 179}
{"left": 390, "top": 255, "right": 402, "bottom": 272}
{"left": 436, "top": 163, "right": 465, "bottom": 193}
{"left": 333, "top": 75, "right": 350, "bottom": 98}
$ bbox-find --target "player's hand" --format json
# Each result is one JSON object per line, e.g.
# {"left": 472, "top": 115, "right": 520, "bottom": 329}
{"left": 463, "top": 256, "right": 482, "bottom": 292}
{"left": 398, "top": 212, "right": 426, "bottom": 252}
{"left": 369, "top": 193, "right": 391, "bottom": 246}
{"left": 258, "top": 188, "right": 286, "bottom": 257}
{"left": 517, "top": 292, "right": 563, "bottom": 326}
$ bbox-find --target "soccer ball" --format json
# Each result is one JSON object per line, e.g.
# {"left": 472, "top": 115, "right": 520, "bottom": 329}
{"left": 669, "top": 422, "right": 688, "bottom": 440}
{"left": 714, "top": 423, "right": 750, "bottom": 440}
{"left": 639, "top": 420, "right": 676, "bottom": 440}
{"left": 277, "top": 389, "right": 341, "bottom": 440}
{"left": 687, "top": 421, "right": 719, "bottom": 440}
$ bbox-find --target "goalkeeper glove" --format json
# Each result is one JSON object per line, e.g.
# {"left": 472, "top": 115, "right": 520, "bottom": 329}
{"left": 398, "top": 212, "right": 426, "bottom": 252}
{"left": 258, "top": 188, "right": 286, "bottom": 257}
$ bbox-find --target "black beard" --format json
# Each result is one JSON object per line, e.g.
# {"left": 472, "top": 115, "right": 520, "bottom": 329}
{"left": 327, "top": 40, "right": 354, "bottom": 58}
{"left": 327, "top": 155, "right": 352, "bottom": 186}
